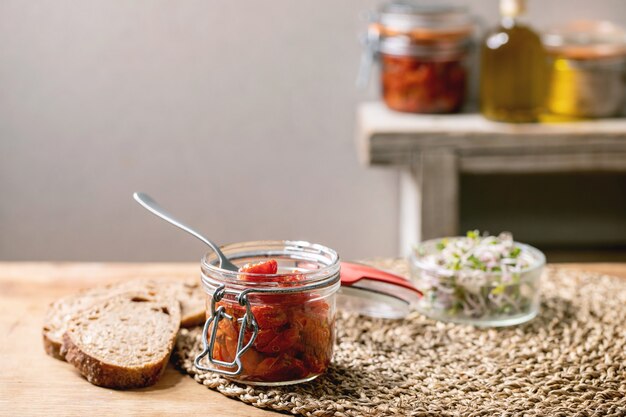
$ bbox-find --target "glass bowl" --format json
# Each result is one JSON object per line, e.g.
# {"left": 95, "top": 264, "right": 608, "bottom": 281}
{"left": 409, "top": 238, "right": 545, "bottom": 327}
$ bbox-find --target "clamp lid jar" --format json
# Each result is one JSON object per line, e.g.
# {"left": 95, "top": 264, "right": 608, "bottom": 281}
{"left": 196, "top": 240, "right": 340, "bottom": 386}
{"left": 543, "top": 20, "right": 626, "bottom": 118}
{"left": 359, "top": 1, "right": 475, "bottom": 114}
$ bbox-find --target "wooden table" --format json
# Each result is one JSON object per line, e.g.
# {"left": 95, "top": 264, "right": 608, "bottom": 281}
{"left": 0, "top": 263, "right": 276, "bottom": 417}
{"left": 356, "top": 102, "right": 626, "bottom": 255}
{"left": 1, "top": 262, "right": 625, "bottom": 416}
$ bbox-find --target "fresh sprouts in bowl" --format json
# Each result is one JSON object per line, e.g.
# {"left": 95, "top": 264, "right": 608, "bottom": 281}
{"left": 410, "top": 231, "right": 545, "bottom": 327}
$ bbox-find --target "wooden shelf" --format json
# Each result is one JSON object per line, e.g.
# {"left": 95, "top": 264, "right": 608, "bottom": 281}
{"left": 355, "top": 102, "right": 626, "bottom": 255}
{"left": 356, "top": 102, "right": 626, "bottom": 173}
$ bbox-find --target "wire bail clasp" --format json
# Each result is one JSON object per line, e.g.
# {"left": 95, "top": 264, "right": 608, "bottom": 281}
{"left": 194, "top": 284, "right": 258, "bottom": 376}
{"left": 356, "top": 12, "right": 381, "bottom": 89}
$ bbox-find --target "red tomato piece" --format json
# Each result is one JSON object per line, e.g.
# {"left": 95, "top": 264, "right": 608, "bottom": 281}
{"left": 217, "top": 300, "right": 246, "bottom": 321}
{"left": 304, "top": 299, "right": 329, "bottom": 319}
{"left": 212, "top": 341, "right": 224, "bottom": 362}
{"left": 285, "top": 357, "right": 309, "bottom": 380}
{"left": 252, "top": 305, "right": 288, "bottom": 329}
{"left": 254, "top": 356, "right": 282, "bottom": 379}
{"left": 254, "top": 355, "right": 308, "bottom": 382}
{"left": 303, "top": 351, "right": 330, "bottom": 374}
{"left": 255, "top": 324, "right": 300, "bottom": 354}
{"left": 239, "top": 348, "right": 263, "bottom": 375}
{"left": 222, "top": 333, "right": 238, "bottom": 362}
{"left": 216, "top": 316, "right": 239, "bottom": 340}
{"left": 253, "top": 328, "right": 277, "bottom": 350}
{"left": 239, "top": 259, "right": 278, "bottom": 276}
{"left": 302, "top": 318, "right": 330, "bottom": 349}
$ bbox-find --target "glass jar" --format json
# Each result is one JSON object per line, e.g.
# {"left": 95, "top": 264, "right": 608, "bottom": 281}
{"left": 543, "top": 20, "right": 626, "bottom": 118}
{"left": 380, "top": 36, "right": 470, "bottom": 113}
{"left": 195, "top": 240, "right": 340, "bottom": 386}
{"left": 359, "top": 2, "right": 474, "bottom": 113}
{"left": 410, "top": 238, "right": 545, "bottom": 327}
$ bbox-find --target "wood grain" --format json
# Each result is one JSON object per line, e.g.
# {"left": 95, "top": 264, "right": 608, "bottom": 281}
{"left": 0, "top": 263, "right": 277, "bottom": 417}
{"left": 1, "top": 262, "right": 624, "bottom": 416}
{"left": 357, "top": 101, "right": 626, "bottom": 170}
{"left": 417, "top": 149, "right": 459, "bottom": 240}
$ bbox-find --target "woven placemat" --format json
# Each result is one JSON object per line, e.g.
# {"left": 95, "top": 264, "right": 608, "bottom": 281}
{"left": 173, "top": 262, "right": 626, "bottom": 416}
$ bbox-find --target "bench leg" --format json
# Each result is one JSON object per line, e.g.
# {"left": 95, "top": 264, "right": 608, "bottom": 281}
{"left": 399, "top": 150, "right": 459, "bottom": 256}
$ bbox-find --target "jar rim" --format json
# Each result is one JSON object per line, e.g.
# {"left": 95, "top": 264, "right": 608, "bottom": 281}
{"left": 201, "top": 240, "right": 340, "bottom": 289}
{"left": 377, "top": 2, "right": 474, "bottom": 37}
{"left": 379, "top": 36, "right": 470, "bottom": 57}
{"left": 543, "top": 20, "right": 626, "bottom": 59}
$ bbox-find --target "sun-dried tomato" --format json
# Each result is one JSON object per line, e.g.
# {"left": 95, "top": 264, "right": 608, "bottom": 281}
{"left": 252, "top": 305, "right": 289, "bottom": 328}
{"left": 381, "top": 53, "right": 467, "bottom": 113}
{"left": 239, "top": 259, "right": 278, "bottom": 276}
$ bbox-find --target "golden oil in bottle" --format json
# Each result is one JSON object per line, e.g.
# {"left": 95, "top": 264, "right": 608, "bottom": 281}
{"left": 480, "top": 0, "right": 547, "bottom": 123}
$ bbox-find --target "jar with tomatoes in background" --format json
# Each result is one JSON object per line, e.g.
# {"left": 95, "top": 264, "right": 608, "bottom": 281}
{"left": 195, "top": 240, "right": 340, "bottom": 386}
{"left": 359, "top": 2, "right": 475, "bottom": 113}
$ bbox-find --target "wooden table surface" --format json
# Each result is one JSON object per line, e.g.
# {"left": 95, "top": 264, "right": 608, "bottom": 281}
{"left": 1, "top": 262, "right": 625, "bottom": 416}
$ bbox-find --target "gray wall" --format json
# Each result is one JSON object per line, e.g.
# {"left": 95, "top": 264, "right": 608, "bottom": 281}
{"left": 2, "top": 1, "right": 626, "bottom": 262}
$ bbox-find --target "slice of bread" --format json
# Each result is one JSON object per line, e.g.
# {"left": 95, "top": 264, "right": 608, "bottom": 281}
{"left": 133, "top": 279, "right": 205, "bottom": 328}
{"left": 43, "top": 278, "right": 204, "bottom": 360}
{"left": 43, "top": 285, "right": 127, "bottom": 360}
{"left": 60, "top": 292, "right": 181, "bottom": 389}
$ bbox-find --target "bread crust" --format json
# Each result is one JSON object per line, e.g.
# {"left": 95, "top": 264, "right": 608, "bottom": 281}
{"left": 43, "top": 332, "right": 64, "bottom": 360}
{"left": 180, "top": 310, "right": 205, "bottom": 328}
{"left": 61, "top": 333, "right": 170, "bottom": 389}
{"left": 43, "top": 278, "right": 203, "bottom": 361}
{"left": 60, "top": 292, "right": 180, "bottom": 389}
{"left": 43, "top": 290, "right": 117, "bottom": 361}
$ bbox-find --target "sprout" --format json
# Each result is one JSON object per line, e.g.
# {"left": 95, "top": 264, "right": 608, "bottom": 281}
{"left": 415, "top": 230, "right": 536, "bottom": 322}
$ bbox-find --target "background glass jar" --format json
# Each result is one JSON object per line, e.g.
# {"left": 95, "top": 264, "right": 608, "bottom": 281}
{"left": 358, "top": 2, "right": 475, "bottom": 114}
{"left": 543, "top": 20, "right": 626, "bottom": 119}
{"left": 196, "top": 240, "right": 340, "bottom": 386}
{"left": 379, "top": 37, "right": 470, "bottom": 113}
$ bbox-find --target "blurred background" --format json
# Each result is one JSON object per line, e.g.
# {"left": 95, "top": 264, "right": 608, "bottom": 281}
{"left": 1, "top": 0, "right": 625, "bottom": 262}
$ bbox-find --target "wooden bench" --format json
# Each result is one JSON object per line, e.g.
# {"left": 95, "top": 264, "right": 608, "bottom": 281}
{"left": 356, "top": 102, "right": 626, "bottom": 254}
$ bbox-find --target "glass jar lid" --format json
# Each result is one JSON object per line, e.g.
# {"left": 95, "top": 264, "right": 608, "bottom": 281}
{"left": 376, "top": 1, "right": 474, "bottom": 40}
{"left": 339, "top": 262, "right": 423, "bottom": 319}
{"left": 543, "top": 20, "right": 626, "bottom": 59}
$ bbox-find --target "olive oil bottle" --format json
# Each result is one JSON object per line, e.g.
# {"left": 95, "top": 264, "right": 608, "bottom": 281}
{"left": 480, "top": 0, "right": 547, "bottom": 122}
